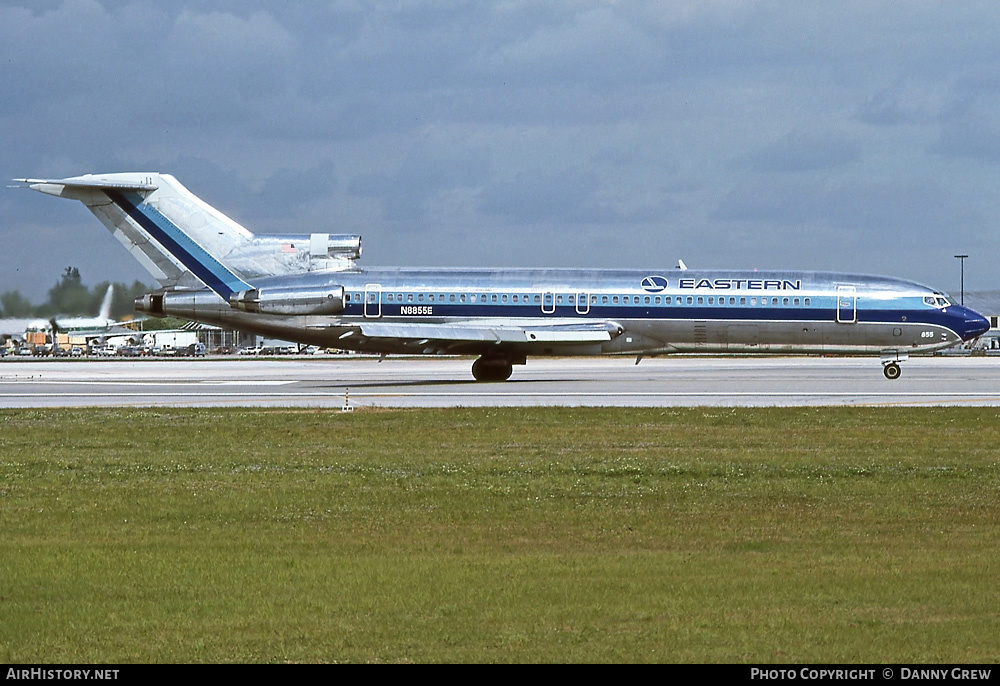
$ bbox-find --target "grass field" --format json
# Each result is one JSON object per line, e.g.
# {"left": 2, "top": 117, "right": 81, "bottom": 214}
{"left": 1, "top": 407, "right": 999, "bottom": 663}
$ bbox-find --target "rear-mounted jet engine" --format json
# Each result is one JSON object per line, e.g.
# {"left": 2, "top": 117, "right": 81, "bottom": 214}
{"left": 229, "top": 286, "right": 345, "bottom": 316}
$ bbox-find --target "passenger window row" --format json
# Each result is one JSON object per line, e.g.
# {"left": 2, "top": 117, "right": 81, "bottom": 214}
{"left": 346, "top": 292, "right": 812, "bottom": 306}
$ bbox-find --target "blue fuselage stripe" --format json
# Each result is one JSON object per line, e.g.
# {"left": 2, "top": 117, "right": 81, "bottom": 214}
{"left": 342, "top": 302, "right": 941, "bottom": 326}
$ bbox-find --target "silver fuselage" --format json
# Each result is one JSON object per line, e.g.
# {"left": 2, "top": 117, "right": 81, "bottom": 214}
{"left": 141, "top": 266, "right": 988, "bottom": 358}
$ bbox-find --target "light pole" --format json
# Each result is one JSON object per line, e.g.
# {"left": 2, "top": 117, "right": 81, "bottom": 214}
{"left": 954, "top": 254, "right": 968, "bottom": 306}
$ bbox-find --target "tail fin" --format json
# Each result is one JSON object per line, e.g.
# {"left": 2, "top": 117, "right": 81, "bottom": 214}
{"left": 18, "top": 173, "right": 251, "bottom": 297}
{"left": 98, "top": 284, "right": 115, "bottom": 321}
{"left": 16, "top": 173, "right": 362, "bottom": 296}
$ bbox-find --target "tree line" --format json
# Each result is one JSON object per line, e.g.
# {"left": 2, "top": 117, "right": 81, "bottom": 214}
{"left": 0, "top": 267, "right": 152, "bottom": 319}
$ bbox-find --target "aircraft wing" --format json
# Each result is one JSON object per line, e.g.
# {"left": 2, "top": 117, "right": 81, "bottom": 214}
{"left": 329, "top": 319, "right": 622, "bottom": 349}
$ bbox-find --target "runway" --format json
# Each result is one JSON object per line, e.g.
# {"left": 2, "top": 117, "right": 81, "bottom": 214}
{"left": 2, "top": 355, "right": 999, "bottom": 408}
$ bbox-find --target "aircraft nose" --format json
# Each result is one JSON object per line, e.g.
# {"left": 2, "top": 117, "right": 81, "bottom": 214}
{"left": 956, "top": 306, "right": 990, "bottom": 341}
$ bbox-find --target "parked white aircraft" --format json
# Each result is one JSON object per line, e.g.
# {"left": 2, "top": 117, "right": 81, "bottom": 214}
{"left": 24, "top": 284, "right": 122, "bottom": 337}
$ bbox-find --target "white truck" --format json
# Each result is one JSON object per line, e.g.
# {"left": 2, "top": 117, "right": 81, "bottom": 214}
{"left": 143, "top": 331, "right": 200, "bottom": 355}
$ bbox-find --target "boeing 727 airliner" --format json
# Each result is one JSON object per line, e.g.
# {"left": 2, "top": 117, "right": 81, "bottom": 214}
{"left": 17, "top": 173, "right": 990, "bottom": 381}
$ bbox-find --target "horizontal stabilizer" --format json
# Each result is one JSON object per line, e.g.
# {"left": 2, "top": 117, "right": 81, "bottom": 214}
{"left": 14, "top": 175, "right": 159, "bottom": 193}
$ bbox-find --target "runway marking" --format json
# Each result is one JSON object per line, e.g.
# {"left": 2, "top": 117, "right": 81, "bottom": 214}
{"left": 4, "top": 392, "right": 1000, "bottom": 398}
{"left": 0, "top": 380, "right": 296, "bottom": 386}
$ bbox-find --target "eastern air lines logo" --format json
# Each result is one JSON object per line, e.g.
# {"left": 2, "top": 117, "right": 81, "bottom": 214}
{"left": 641, "top": 275, "right": 668, "bottom": 292}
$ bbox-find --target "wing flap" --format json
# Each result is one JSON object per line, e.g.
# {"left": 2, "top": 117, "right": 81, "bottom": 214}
{"left": 344, "top": 320, "right": 620, "bottom": 345}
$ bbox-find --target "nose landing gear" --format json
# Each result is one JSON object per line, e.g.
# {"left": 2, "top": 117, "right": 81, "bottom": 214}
{"left": 882, "top": 361, "right": 901, "bottom": 380}
{"left": 880, "top": 352, "right": 907, "bottom": 380}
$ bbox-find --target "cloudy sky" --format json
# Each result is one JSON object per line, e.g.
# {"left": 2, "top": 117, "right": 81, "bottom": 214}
{"left": 3, "top": 0, "right": 999, "bottom": 302}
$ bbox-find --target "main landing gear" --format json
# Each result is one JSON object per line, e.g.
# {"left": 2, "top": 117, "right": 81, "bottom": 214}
{"left": 471, "top": 357, "right": 514, "bottom": 382}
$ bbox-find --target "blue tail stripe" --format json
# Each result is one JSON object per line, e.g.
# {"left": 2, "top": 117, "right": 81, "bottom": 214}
{"left": 106, "top": 190, "right": 250, "bottom": 299}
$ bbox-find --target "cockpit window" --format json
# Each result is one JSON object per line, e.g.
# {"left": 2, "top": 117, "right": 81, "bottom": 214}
{"left": 923, "top": 295, "right": 951, "bottom": 308}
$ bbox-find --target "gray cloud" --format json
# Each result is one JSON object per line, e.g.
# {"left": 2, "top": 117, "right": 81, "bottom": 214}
{"left": 931, "top": 86, "right": 1000, "bottom": 163}
{"left": 3, "top": 0, "right": 1000, "bottom": 302}
{"left": 734, "top": 132, "right": 863, "bottom": 174}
